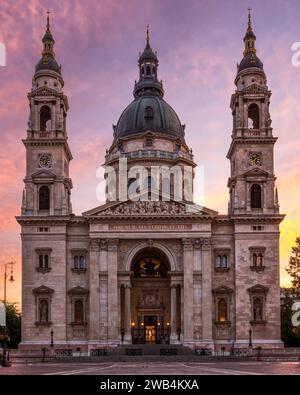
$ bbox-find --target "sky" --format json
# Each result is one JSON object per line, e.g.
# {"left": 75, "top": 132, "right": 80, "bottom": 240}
{"left": 0, "top": 0, "right": 300, "bottom": 307}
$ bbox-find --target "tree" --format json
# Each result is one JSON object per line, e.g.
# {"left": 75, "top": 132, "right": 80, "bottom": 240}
{"left": 286, "top": 236, "right": 300, "bottom": 292}
{"left": 0, "top": 302, "right": 21, "bottom": 349}
{"left": 281, "top": 290, "right": 300, "bottom": 347}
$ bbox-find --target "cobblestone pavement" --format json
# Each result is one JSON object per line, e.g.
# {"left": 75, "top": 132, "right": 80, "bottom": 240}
{"left": 0, "top": 361, "right": 299, "bottom": 375}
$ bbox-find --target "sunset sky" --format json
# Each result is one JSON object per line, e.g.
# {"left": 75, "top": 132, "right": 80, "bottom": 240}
{"left": 0, "top": 0, "right": 300, "bottom": 307}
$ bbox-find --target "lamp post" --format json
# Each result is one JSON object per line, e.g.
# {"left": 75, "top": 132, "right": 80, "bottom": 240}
{"left": 3, "top": 262, "right": 15, "bottom": 304}
{"left": 50, "top": 329, "right": 54, "bottom": 348}
{"left": 248, "top": 329, "right": 252, "bottom": 348}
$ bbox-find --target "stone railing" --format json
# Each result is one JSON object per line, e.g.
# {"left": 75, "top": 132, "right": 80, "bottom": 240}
{"left": 105, "top": 149, "right": 193, "bottom": 162}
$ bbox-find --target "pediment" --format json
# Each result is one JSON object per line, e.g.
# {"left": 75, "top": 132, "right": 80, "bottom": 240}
{"left": 212, "top": 286, "right": 234, "bottom": 294}
{"left": 67, "top": 286, "right": 89, "bottom": 295}
{"left": 31, "top": 170, "right": 57, "bottom": 180}
{"left": 242, "top": 84, "right": 268, "bottom": 95}
{"left": 83, "top": 199, "right": 218, "bottom": 217}
{"left": 32, "top": 285, "right": 54, "bottom": 294}
{"left": 247, "top": 284, "right": 269, "bottom": 294}
{"left": 31, "top": 86, "right": 58, "bottom": 97}
{"left": 243, "top": 168, "right": 269, "bottom": 178}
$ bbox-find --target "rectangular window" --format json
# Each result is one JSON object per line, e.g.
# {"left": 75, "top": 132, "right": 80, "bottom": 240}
{"left": 39, "top": 254, "right": 49, "bottom": 268}
{"left": 72, "top": 252, "right": 87, "bottom": 272}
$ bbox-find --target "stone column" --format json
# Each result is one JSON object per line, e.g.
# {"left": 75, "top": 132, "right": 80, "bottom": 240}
{"left": 182, "top": 238, "right": 194, "bottom": 345}
{"left": 201, "top": 238, "right": 213, "bottom": 346}
{"left": 107, "top": 239, "right": 119, "bottom": 343}
{"left": 34, "top": 184, "right": 38, "bottom": 214}
{"left": 89, "top": 239, "right": 100, "bottom": 341}
{"left": 50, "top": 184, "right": 54, "bottom": 215}
{"left": 170, "top": 284, "right": 178, "bottom": 343}
{"left": 193, "top": 239, "right": 202, "bottom": 341}
{"left": 99, "top": 239, "right": 108, "bottom": 340}
{"left": 124, "top": 284, "right": 132, "bottom": 343}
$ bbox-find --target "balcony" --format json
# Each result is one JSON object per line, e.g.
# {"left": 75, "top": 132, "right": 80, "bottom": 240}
{"left": 105, "top": 149, "right": 194, "bottom": 163}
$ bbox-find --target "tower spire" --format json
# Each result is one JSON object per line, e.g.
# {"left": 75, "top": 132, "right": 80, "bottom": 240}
{"left": 46, "top": 10, "right": 50, "bottom": 31}
{"left": 133, "top": 28, "right": 164, "bottom": 98}
{"left": 146, "top": 24, "right": 150, "bottom": 46}
{"left": 243, "top": 8, "right": 256, "bottom": 56}
{"left": 35, "top": 11, "right": 61, "bottom": 74}
{"left": 247, "top": 8, "right": 252, "bottom": 32}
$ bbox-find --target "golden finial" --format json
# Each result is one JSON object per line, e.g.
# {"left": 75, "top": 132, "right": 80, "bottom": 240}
{"left": 247, "top": 7, "right": 252, "bottom": 32}
{"left": 146, "top": 24, "right": 150, "bottom": 45}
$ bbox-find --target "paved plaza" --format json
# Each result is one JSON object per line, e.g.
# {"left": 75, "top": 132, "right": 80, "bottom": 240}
{"left": 0, "top": 361, "right": 299, "bottom": 375}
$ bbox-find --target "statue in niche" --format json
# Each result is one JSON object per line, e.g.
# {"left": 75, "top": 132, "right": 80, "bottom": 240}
{"left": 27, "top": 114, "right": 33, "bottom": 130}
{"left": 235, "top": 112, "right": 242, "bottom": 128}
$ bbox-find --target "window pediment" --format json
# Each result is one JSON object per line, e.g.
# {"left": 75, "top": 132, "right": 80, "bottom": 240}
{"left": 68, "top": 286, "right": 89, "bottom": 295}
{"left": 247, "top": 284, "right": 269, "bottom": 294}
{"left": 31, "top": 170, "right": 56, "bottom": 183}
{"left": 33, "top": 285, "right": 54, "bottom": 294}
{"left": 212, "top": 286, "right": 233, "bottom": 295}
{"left": 243, "top": 168, "right": 269, "bottom": 180}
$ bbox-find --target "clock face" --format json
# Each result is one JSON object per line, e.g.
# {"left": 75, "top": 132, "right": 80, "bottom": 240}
{"left": 39, "top": 154, "right": 51, "bottom": 168}
{"left": 249, "top": 152, "right": 261, "bottom": 166}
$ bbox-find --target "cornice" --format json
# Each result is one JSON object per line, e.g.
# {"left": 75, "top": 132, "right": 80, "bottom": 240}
{"left": 22, "top": 138, "right": 73, "bottom": 161}
{"left": 227, "top": 136, "right": 277, "bottom": 159}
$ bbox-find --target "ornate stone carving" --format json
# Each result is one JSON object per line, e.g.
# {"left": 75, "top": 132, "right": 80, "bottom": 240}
{"left": 89, "top": 239, "right": 99, "bottom": 251}
{"left": 193, "top": 238, "right": 201, "bottom": 250}
{"left": 201, "top": 237, "right": 212, "bottom": 251}
{"left": 107, "top": 239, "right": 119, "bottom": 251}
{"left": 100, "top": 200, "right": 189, "bottom": 215}
{"left": 99, "top": 239, "right": 108, "bottom": 250}
{"left": 182, "top": 238, "right": 194, "bottom": 251}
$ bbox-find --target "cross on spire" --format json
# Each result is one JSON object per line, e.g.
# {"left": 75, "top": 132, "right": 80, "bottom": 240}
{"left": 46, "top": 10, "right": 50, "bottom": 31}
{"left": 146, "top": 24, "right": 150, "bottom": 46}
{"left": 247, "top": 7, "right": 252, "bottom": 32}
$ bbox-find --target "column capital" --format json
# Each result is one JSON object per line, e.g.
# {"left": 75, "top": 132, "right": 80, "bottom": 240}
{"left": 193, "top": 238, "right": 202, "bottom": 250}
{"left": 182, "top": 238, "right": 194, "bottom": 251}
{"left": 107, "top": 239, "right": 119, "bottom": 251}
{"left": 99, "top": 239, "right": 108, "bottom": 250}
{"left": 170, "top": 283, "right": 179, "bottom": 289}
{"left": 89, "top": 238, "right": 100, "bottom": 252}
{"left": 200, "top": 237, "right": 212, "bottom": 251}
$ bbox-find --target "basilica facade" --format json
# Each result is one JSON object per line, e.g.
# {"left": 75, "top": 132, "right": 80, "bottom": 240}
{"left": 17, "top": 12, "right": 284, "bottom": 354}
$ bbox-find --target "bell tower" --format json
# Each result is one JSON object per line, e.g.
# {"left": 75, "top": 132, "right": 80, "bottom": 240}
{"left": 227, "top": 10, "right": 279, "bottom": 215}
{"left": 22, "top": 13, "right": 73, "bottom": 216}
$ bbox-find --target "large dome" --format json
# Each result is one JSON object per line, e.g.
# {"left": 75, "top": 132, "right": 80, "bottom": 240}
{"left": 115, "top": 95, "right": 184, "bottom": 139}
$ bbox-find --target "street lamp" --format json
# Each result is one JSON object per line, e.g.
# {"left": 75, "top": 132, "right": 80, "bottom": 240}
{"left": 248, "top": 329, "right": 252, "bottom": 348}
{"left": 50, "top": 329, "right": 54, "bottom": 348}
{"left": 3, "top": 262, "right": 15, "bottom": 304}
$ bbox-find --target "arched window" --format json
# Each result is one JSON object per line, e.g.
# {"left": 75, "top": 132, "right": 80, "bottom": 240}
{"left": 145, "top": 176, "right": 155, "bottom": 191}
{"left": 146, "top": 65, "right": 151, "bottom": 76}
{"left": 39, "top": 185, "right": 50, "bottom": 210}
{"left": 39, "top": 299, "right": 49, "bottom": 322}
{"left": 222, "top": 255, "right": 228, "bottom": 268}
{"left": 216, "top": 255, "right": 222, "bottom": 268}
{"left": 253, "top": 298, "right": 263, "bottom": 321}
{"left": 251, "top": 184, "right": 262, "bottom": 209}
{"left": 218, "top": 299, "right": 227, "bottom": 322}
{"left": 74, "top": 300, "right": 84, "bottom": 323}
{"left": 40, "top": 105, "right": 51, "bottom": 131}
{"left": 145, "top": 106, "right": 154, "bottom": 119}
{"left": 248, "top": 103, "right": 259, "bottom": 129}
{"left": 128, "top": 178, "right": 138, "bottom": 196}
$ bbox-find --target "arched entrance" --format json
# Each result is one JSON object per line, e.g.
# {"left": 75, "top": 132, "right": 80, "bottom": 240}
{"left": 122, "top": 247, "right": 175, "bottom": 344}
